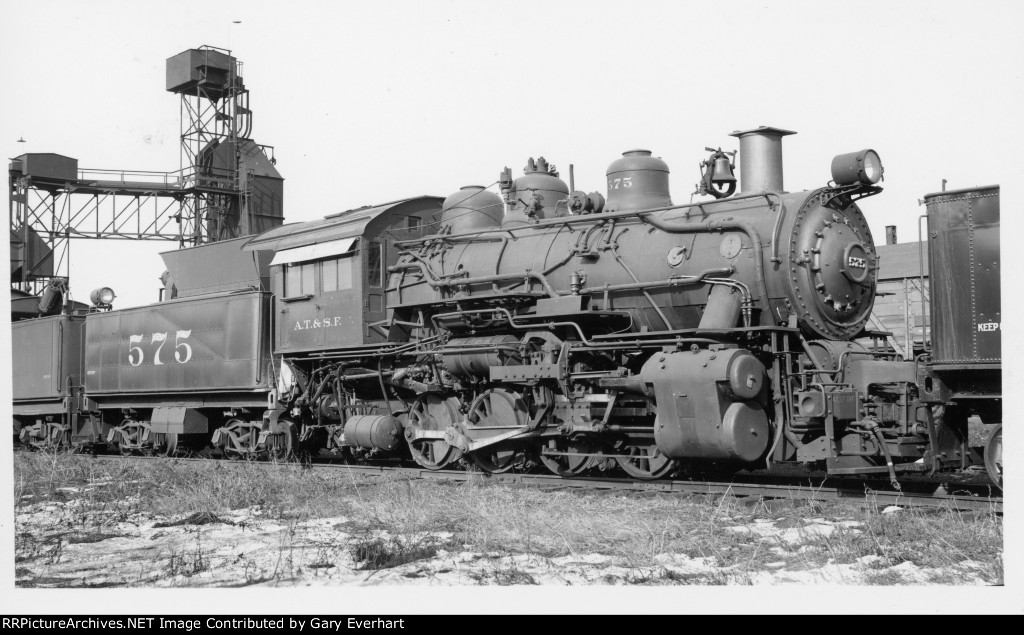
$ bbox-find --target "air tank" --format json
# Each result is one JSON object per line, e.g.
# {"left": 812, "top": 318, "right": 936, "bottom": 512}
{"left": 604, "top": 150, "right": 672, "bottom": 213}
{"left": 440, "top": 186, "right": 504, "bottom": 233}
{"left": 502, "top": 157, "right": 569, "bottom": 227}
{"left": 344, "top": 415, "right": 403, "bottom": 452}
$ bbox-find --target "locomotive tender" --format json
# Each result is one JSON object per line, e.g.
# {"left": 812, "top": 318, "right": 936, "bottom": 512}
{"left": 11, "top": 126, "right": 1002, "bottom": 487}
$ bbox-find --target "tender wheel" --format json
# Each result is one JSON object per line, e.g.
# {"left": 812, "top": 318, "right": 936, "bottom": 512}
{"left": 154, "top": 433, "right": 179, "bottom": 457}
{"left": 45, "top": 422, "right": 71, "bottom": 452}
{"left": 219, "top": 418, "right": 258, "bottom": 460}
{"left": 538, "top": 437, "right": 597, "bottom": 476}
{"left": 615, "top": 444, "right": 677, "bottom": 480}
{"left": 984, "top": 424, "right": 1002, "bottom": 490}
{"left": 465, "top": 389, "right": 527, "bottom": 474}
{"left": 406, "top": 395, "right": 463, "bottom": 470}
{"left": 267, "top": 420, "right": 298, "bottom": 462}
{"left": 115, "top": 419, "right": 144, "bottom": 455}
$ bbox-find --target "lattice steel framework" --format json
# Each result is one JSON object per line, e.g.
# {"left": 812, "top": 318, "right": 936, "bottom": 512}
{"left": 175, "top": 46, "right": 251, "bottom": 244}
{"left": 9, "top": 45, "right": 259, "bottom": 295}
{"left": 9, "top": 168, "right": 196, "bottom": 294}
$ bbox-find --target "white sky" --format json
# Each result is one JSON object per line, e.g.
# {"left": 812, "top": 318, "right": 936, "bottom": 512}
{"left": 2, "top": 0, "right": 1022, "bottom": 308}
{"left": 2, "top": 0, "right": 1022, "bottom": 613}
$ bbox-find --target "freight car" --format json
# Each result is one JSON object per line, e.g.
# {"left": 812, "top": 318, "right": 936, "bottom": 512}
{"left": 12, "top": 311, "right": 98, "bottom": 448}
{"left": 9, "top": 127, "right": 1002, "bottom": 489}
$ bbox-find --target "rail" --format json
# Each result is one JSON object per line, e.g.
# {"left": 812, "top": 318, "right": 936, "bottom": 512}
{"left": 80, "top": 453, "right": 1002, "bottom": 513}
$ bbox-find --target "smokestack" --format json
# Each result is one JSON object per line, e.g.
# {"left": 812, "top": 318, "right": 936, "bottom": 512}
{"left": 728, "top": 126, "right": 796, "bottom": 193}
{"left": 885, "top": 225, "right": 897, "bottom": 245}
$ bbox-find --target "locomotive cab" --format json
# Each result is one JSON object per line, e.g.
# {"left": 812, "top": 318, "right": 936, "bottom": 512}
{"left": 245, "top": 196, "right": 442, "bottom": 353}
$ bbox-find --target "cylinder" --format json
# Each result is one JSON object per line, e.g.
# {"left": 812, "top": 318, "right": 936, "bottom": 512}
{"left": 729, "top": 126, "right": 796, "bottom": 193}
{"left": 719, "top": 402, "right": 770, "bottom": 462}
{"left": 441, "top": 186, "right": 504, "bottom": 233}
{"left": 442, "top": 335, "right": 521, "bottom": 377}
{"left": 343, "top": 415, "right": 403, "bottom": 452}
{"left": 643, "top": 348, "right": 769, "bottom": 463}
{"left": 316, "top": 393, "right": 342, "bottom": 421}
{"left": 697, "top": 285, "right": 741, "bottom": 330}
{"left": 604, "top": 149, "right": 672, "bottom": 213}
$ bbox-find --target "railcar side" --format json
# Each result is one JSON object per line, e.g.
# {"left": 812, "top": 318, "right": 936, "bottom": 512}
{"left": 918, "top": 185, "right": 1002, "bottom": 486}
{"left": 12, "top": 314, "right": 104, "bottom": 448}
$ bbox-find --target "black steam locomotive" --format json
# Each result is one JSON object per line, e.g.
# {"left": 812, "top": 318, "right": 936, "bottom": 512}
{"left": 11, "top": 127, "right": 1003, "bottom": 488}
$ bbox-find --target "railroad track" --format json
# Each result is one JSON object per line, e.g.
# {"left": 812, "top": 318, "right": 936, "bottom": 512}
{"left": 82, "top": 453, "right": 1003, "bottom": 514}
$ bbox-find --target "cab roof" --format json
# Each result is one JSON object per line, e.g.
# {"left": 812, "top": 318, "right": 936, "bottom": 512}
{"left": 244, "top": 196, "right": 442, "bottom": 252}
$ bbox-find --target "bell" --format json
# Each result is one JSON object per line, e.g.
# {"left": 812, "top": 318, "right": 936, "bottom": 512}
{"left": 711, "top": 156, "right": 736, "bottom": 187}
{"left": 697, "top": 147, "right": 737, "bottom": 200}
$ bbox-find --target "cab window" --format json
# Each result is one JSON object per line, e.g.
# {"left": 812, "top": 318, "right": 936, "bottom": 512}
{"left": 284, "top": 262, "right": 315, "bottom": 297}
{"left": 321, "top": 256, "right": 354, "bottom": 293}
{"left": 367, "top": 241, "right": 382, "bottom": 288}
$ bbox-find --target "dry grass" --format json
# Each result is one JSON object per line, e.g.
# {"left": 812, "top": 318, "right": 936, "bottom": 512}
{"left": 13, "top": 451, "right": 1003, "bottom": 586}
{"left": 14, "top": 451, "right": 357, "bottom": 521}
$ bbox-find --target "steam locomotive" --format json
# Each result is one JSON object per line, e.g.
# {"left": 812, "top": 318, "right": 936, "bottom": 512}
{"left": 11, "top": 126, "right": 1003, "bottom": 488}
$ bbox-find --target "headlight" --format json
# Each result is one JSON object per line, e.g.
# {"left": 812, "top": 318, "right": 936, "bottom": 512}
{"left": 831, "top": 149, "right": 884, "bottom": 186}
{"left": 90, "top": 287, "right": 116, "bottom": 307}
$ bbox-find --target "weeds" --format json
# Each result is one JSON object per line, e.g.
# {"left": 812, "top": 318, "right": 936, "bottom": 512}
{"left": 349, "top": 534, "right": 449, "bottom": 571}
{"left": 153, "top": 511, "right": 233, "bottom": 528}
{"left": 488, "top": 565, "right": 538, "bottom": 585}
{"left": 66, "top": 531, "right": 122, "bottom": 544}
{"left": 165, "top": 548, "right": 210, "bottom": 578}
{"left": 13, "top": 451, "right": 1003, "bottom": 586}
{"left": 165, "top": 531, "right": 210, "bottom": 579}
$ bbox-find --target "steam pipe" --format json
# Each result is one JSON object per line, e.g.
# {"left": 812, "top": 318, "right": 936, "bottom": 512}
{"left": 395, "top": 191, "right": 793, "bottom": 247}
{"left": 611, "top": 249, "right": 675, "bottom": 330}
{"left": 431, "top": 306, "right": 597, "bottom": 345}
{"left": 389, "top": 261, "right": 560, "bottom": 297}
{"left": 562, "top": 267, "right": 734, "bottom": 294}
{"left": 640, "top": 216, "right": 771, "bottom": 312}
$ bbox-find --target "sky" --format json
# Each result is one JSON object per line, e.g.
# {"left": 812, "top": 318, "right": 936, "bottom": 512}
{"left": 1, "top": 0, "right": 1021, "bottom": 308}
{"left": 1, "top": 0, "right": 1022, "bottom": 613}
